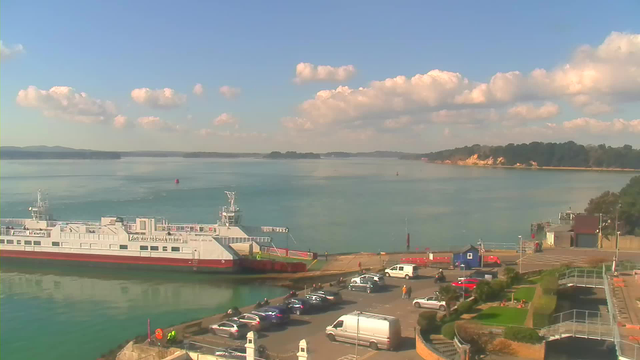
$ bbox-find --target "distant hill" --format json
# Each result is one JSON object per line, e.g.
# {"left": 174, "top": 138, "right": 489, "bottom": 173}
{"left": 183, "top": 152, "right": 262, "bottom": 158}
{"left": 264, "top": 151, "right": 321, "bottom": 159}
{"left": 402, "top": 142, "right": 640, "bottom": 170}
{"left": 0, "top": 147, "right": 120, "bottom": 160}
{"left": 323, "top": 151, "right": 410, "bottom": 158}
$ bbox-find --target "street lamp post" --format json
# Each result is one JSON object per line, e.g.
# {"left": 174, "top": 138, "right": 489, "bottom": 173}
{"left": 478, "top": 238, "right": 484, "bottom": 269}
{"left": 518, "top": 236, "right": 523, "bottom": 273}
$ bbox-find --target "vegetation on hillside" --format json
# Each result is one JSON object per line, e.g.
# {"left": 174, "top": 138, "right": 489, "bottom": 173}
{"left": 585, "top": 176, "right": 640, "bottom": 236}
{"left": 402, "top": 142, "right": 640, "bottom": 169}
{"left": 264, "top": 151, "right": 321, "bottom": 159}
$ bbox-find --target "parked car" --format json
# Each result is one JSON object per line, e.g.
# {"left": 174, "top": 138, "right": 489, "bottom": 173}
{"left": 282, "top": 297, "right": 313, "bottom": 315}
{"left": 326, "top": 311, "right": 402, "bottom": 350}
{"left": 352, "top": 273, "right": 386, "bottom": 286}
{"left": 452, "top": 278, "right": 480, "bottom": 290}
{"left": 412, "top": 296, "right": 448, "bottom": 311}
{"left": 209, "top": 320, "right": 250, "bottom": 339}
{"left": 349, "top": 278, "right": 380, "bottom": 293}
{"left": 305, "top": 294, "right": 331, "bottom": 309}
{"left": 310, "top": 290, "right": 343, "bottom": 304}
{"left": 251, "top": 306, "right": 291, "bottom": 325}
{"left": 457, "top": 270, "right": 497, "bottom": 282}
{"left": 231, "top": 313, "right": 270, "bottom": 331}
{"left": 384, "top": 264, "right": 419, "bottom": 279}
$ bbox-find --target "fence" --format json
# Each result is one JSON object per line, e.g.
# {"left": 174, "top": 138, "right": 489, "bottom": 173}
{"left": 557, "top": 268, "right": 605, "bottom": 288}
{"left": 542, "top": 309, "right": 613, "bottom": 340}
{"left": 603, "top": 265, "right": 640, "bottom": 360}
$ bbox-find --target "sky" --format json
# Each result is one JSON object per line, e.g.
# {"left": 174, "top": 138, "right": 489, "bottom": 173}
{"left": 1, "top": 1, "right": 639, "bottom": 153}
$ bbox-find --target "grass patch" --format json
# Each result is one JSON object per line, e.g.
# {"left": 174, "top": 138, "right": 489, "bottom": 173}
{"left": 526, "top": 276, "right": 542, "bottom": 284}
{"left": 474, "top": 306, "right": 528, "bottom": 326}
{"left": 511, "top": 287, "right": 536, "bottom": 302}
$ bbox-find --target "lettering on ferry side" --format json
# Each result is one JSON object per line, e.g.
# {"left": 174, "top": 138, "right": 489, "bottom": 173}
{"left": 129, "top": 235, "right": 185, "bottom": 243}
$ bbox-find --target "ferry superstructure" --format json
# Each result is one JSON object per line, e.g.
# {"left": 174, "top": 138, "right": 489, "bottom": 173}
{"left": 0, "top": 191, "right": 288, "bottom": 272}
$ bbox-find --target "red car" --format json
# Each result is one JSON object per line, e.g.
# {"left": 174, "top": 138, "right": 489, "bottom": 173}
{"left": 451, "top": 278, "right": 481, "bottom": 290}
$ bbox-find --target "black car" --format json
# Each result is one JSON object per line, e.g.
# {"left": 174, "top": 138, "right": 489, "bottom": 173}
{"left": 282, "top": 297, "right": 313, "bottom": 315}
{"left": 348, "top": 278, "right": 380, "bottom": 293}
{"left": 251, "top": 306, "right": 291, "bottom": 325}
{"left": 309, "top": 290, "right": 343, "bottom": 304}
{"left": 305, "top": 294, "right": 331, "bottom": 309}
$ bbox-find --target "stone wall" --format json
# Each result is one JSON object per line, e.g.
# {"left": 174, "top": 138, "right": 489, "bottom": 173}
{"left": 600, "top": 235, "right": 640, "bottom": 251}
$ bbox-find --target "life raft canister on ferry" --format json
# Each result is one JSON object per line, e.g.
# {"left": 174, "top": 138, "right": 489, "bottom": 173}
{"left": 155, "top": 328, "right": 163, "bottom": 339}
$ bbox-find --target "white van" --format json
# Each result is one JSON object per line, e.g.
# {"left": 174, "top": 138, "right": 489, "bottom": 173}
{"left": 326, "top": 311, "right": 401, "bottom": 350}
{"left": 384, "top": 264, "right": 419, "bottom": 279}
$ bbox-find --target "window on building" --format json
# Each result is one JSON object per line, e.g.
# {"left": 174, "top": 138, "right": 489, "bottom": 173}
{"left": 467, "top": 252, "right": 473, "bottom": 259}
{"left": 171, "top": 247, "right": 180, "bottom": 252}
{"left": 52, "top": 241, "right": 60, "bottom": 247}
{"left": 34, "top": 240, "right": 41, "bottom": 246}
{"left": 25, "top": 240, "right": 32, "bottom": 245}
{"left": 150, "top": 246, "right": 159, "bottom": 251}
{"left": 7, "top": 239, "right": 14, "bottom": 244}
{"left": 0, "top": 239, "right": 5, "bottom": 244}
{"left": 119, "top": 245, "right": 128, "bottom": 250}
{"left": 162, "top": 246, "right": 168, "bottom": 251}
{"left": 17, "top": 240, "right": 22, "bottom": 245}
{"left": 140, "top": 245, "right": 149, "bottom": 251}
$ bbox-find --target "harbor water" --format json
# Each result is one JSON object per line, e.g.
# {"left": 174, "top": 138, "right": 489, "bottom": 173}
{"left": 0, "top": 157, "right": 634, "bottom": 359}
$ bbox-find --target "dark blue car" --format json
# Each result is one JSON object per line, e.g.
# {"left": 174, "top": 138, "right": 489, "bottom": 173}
{"left": 282, "top": 297, "right": 313, "bottom": 315}
{"left": 251, "top": 306, "right": 291, "bottom": 325}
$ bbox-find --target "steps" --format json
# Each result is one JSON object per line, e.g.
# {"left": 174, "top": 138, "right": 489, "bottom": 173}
{"left": 430, "top": 335, "right": 459, "bottom": 360}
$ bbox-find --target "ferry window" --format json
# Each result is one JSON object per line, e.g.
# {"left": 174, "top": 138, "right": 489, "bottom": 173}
{"left": 139, "top": 220, "right": 147, "bottom": 231}
{"left": 140, "top": 245, "right": 149, "bottom": 251}
{"left": 119, "top": 245, "right": 128, "bottom": 250}
{"left": 17, "top": 240, "right": 22, "bottom": 245}
{"left": 162, "top": 246, "right": 168, "bottom": 251}
{"left": 150, "top": 246, "right": 159, "bottom": 251}
{"left": 0, "top": 239, "right": 4, "bottom": 244}
{"left": 25, "top": 240, "right": 32, "bottom": 245}
{"left": 7, "top": 240, "right": 15, "bottom": 244}
{"left": 52, "top": 241, "right": 60, "bottom": 246}
{"left": 34, "top": 240, "right": 41, "bottom": 245}
{"left": 171, "top": 246, "right": 180, "bottom": 252}
{"left": 62, "top": 242, "right": 70, "bottom": 247}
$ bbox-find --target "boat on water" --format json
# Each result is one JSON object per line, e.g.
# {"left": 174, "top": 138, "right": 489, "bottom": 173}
{"left": 0, "top": 190, "right": 300, "bottom": 273}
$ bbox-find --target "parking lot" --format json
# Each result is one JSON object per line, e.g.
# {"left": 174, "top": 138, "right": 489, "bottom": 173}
{"left": 189, "top": 268, "right": 467, "bottom": 360}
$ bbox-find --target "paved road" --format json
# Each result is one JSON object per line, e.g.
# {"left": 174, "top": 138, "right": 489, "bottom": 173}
{"left": 191, "top": 268, "right": 467, "bottom": 360}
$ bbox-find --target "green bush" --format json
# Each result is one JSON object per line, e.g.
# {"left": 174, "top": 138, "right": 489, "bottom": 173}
{"left": 417, "top": 311, "right": 438, "bottom": 333}
{"left": 531, "top": 294, "right": 557, "bottom": 328}
{"left": 490, "top": 279, "right": 507, "bottom": 294}
{"left": 540, "top": 274, "right": 558, "bottom": 295}
{"left": 503, "top": 267, "right": 520, "bottom": 287}
{"left": 441, "top": 322, "right": 456, "bottom": 340}
{"left": 504, "top": 326, "right": 543, "bottom": 344}
{"left": 456, "top": 300, "right": 475, "bottom": 314}
{"left": 473, "top": 280, "right": 495, "bottom": 302}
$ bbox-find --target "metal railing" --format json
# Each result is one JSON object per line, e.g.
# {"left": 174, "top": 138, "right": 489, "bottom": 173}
{"left": 603, "top": 265, "right": 640, "bottom": 360}
{"left": 542, "top": 309, "right": 613, "bottom": 340}
{"left": 558, "top": 268, "right": 605, "bottom": 288}
{"left": 453, "top": 322, "right": 470, "bottom": 360}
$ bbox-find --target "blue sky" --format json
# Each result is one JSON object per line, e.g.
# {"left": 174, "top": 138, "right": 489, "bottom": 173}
{"left": 1, "top": 1, "right": 639, "bottom": 152}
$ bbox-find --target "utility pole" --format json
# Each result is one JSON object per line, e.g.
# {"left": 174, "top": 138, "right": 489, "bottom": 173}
{"left": 518, "top": 236, "right": 523, "bottom": 274}
{"left": 478, "top": 238, "right": 484, "bottom": 269}
{"left": 615, "top": 206, "right": 620, "bottom": 270}
{"left": 355, "top": 312, "right": 360, "bottom": 358}
{"left": 598, "top": 213, "right": 603, "bottom": 248}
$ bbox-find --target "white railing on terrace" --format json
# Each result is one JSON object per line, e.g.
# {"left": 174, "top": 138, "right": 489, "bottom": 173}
{"left": 558, "top": 268, "right": 605, "bottom": 288}
{"left": 542, "top": 309, "right": 613, "bottom": 341}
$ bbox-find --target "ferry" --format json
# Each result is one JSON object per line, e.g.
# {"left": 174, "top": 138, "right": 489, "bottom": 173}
{"left": 0, "top": 190, "right": 296, "bottom": 273}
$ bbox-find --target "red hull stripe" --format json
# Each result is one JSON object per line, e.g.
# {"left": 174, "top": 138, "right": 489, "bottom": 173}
{"left": 0, "top": 250, "right": 237, "bottom": 268}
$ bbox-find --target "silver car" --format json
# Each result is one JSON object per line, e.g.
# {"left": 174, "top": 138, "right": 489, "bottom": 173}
{"left": 209, "top": 320, "right": 250, "bottom": 339}
{"left": 231, "top": 313, "right": 270, "bottom": 331}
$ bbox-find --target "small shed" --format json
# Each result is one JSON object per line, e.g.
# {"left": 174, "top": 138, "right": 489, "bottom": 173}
{"left": 574, "top": 215, "right": 599, "bottom": 248}
{"left": 546, "top": 224, "right": 573, "bottom": 248}
{"left": 453, "top": 245, "right": 480, "bottom": 269}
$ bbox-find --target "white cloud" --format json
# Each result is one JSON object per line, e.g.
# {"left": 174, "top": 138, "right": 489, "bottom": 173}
{"left": 507, "top": 102, "right": 560, "bottom": 120}
{"left": 113, "top": 115, "right": 128, "bottom": 129}
{"left": 219, "top": 86, "right": 241, "bottom": 99}
{"left": 213, "top": 113, "right": 238, "bottom": 126}
{"left": 431, "top": 109, "right": 500, "bottom": 124}
{"left": 556, "top": 117, "right": 640, "bottom": 134}
{"left": 131, "top": 88, "right": 186, "bottom": 108}
{"left": 1, "top": 41, "right": 25, "bottom": 61}
{"left": 193, "top": 83, "right": 204, "bottom": 96}
{"left": 383, "top": 116, "right": 413, "bottom": 129}
{"left": 281, "top": 117, "right": 315, "bottom": 130}
{"left": 137, "top": 116, "right": 181, "bottom": 132}
{"left": 290, "top": 32, "right": 640, "bottom": 131}
{"left": 294, "top": 62, "right": 356, "bottom": 84}
{"left": 16, "top": 86, "right": 117, "bottom": 123}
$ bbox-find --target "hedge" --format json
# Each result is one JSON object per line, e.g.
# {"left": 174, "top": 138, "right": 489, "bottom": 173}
{"left": 531, "top": 294, "right": 557, "bottom": 328}
{"left": 441, "top": 322, "right": 456, "bottom": 340}
{"left": 457, "top": 300, "right": 475, "bottom": 314}
{"left": 417, "top": 311, "right": 438, "bottom": 334}
{"left": 504, "top": 326, "right": 543, "bottom": 344}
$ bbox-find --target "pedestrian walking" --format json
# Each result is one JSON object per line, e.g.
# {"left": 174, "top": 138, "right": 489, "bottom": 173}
{"left": 407, "top": 286, "right": 412, "bottom": 299}
{"left": 402, "top": 285, "right": 407, "bottom": 299}
{"left": 358, "top": 261, "right": 362, "bottom": 270}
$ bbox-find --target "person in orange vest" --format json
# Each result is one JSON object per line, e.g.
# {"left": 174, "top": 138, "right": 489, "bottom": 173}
{"left": 402, "top": 285, "right": 408, "bottom": 299}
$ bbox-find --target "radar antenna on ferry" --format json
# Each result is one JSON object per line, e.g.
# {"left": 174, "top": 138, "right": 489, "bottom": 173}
{"left": 28, "top": 189, "right": 52, "bottom": 221}
{"left": 220, "top": 191, "right": 241, "bottom": 227}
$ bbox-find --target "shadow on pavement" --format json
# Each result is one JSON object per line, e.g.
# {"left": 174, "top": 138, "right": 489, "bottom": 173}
{"left": 287, "top": 318, "right": 312, "bottom": 327}
{"left": 394, "top": 336, "right": 417, "bottom": 351}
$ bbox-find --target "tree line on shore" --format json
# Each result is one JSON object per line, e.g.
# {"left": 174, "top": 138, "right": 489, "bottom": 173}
{"left": 403, "top": 141, "right": 640, "bottom": 169}
{"left": 585, "top": 175, "right": 640, "bottom": 236}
